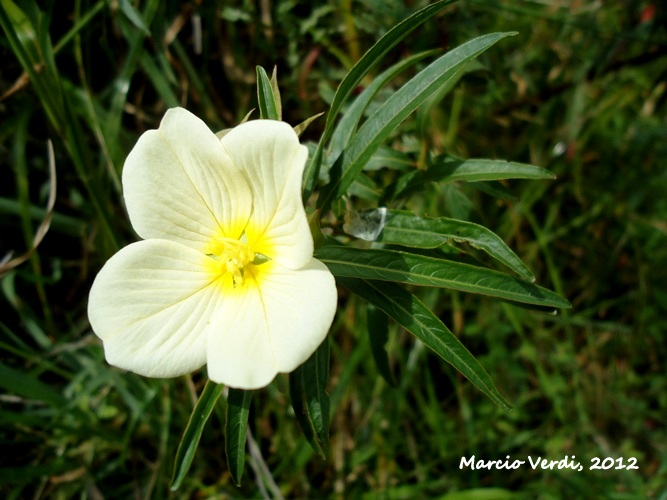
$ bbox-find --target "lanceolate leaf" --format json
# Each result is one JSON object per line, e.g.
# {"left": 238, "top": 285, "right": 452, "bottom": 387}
{"left": 364, "top": 147, "right": 413, "bottom": 172}
{"left": 316, "top": 246, "right": 571, "bottom": 309}
{"left": 318, "top": 31, "right": 517, "bottom": 211}
{"left": 349, "top": 173, "right": 381, "bottom": 202}
{"left": 269, "top": 65, "right": 282, "bottom": 121}
{"left": 294, "top": 112, "right": 325, "bottom": 137}
{"left": 302, "top": 0, "right": 457, "bottom": 198}
{"left": 388, "top": 158, "right": 556, "bottom": 201}
{"left": 256, "top": 66, "right": 280, "bottom": 120}
{"left": 432, "top": 158, "right": 556, "bottom": 182}
{"left": 377, "top": 210, "right": 535, "bottom": 281}
{"left": 225, "top": 388, "right": 253, "bottom": 487}
{"left": 338, "top": 277, "right": 511, "bottom": 410}
{"left": 328, "top": 49, "right": 441, "bottom": 162}
{"left": 289, "top": 339, "right": 331, "bottom": 458}
{"left": 171, "top": 380, "right": 224, "bottom": 491}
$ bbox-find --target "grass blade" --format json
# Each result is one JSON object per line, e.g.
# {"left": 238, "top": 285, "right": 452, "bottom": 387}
{"left": 0, "top": 0, "right": 62, "bottom": 126}
{"left": 0, "top": 363, "right": 66, "bottom": 408}
{"left": 0, "top": 0, "right": 119, "bottom": 251}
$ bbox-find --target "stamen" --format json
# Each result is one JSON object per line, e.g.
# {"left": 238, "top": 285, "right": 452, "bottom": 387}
{"left": 206, "top": 233, "right": 270, "bottom": 287}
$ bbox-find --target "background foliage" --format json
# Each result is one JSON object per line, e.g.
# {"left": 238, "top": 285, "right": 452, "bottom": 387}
{"left": 1, "top": 0, "right": 666, "bottom": 497}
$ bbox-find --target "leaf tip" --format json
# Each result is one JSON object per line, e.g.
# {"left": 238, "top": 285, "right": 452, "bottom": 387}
{"left": 170, "top": 474, "right": 184, "bottom": 492}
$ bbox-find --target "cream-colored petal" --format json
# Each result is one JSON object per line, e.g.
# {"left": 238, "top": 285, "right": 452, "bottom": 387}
{"left": 206, "top": 286, "right": 277, "bottom": 389}
{"left": 123, "top": 108, "right": 252, "bottom": 251}
{"left": 207, "top": 258, "right": 337, "bottom": 389}
{"left": 220, "top": 120, "right": 312, "bottom": 269}
{"left": 88, "top": 239, "right": 222, "bottom": 378}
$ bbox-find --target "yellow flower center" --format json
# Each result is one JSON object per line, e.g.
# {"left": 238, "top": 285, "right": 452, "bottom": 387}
{"left": 206, "top": 234, "right": 269, "bottom": 288}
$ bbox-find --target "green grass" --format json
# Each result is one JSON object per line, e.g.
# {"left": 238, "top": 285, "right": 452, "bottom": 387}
{"left": 1, "top": 0, "right": 666, "bottom": 497}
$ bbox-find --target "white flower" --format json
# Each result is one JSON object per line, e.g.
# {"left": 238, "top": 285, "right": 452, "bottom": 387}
{"left": 88, "top": 108, "right": 337, "bottom": 389}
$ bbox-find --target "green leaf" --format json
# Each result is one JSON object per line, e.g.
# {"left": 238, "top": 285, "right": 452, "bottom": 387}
{"left": 415, "top": 61, "right": 484, "bottom": 140}
{"left": 440, "top": 488, "right": 518, "bottom": 500}
{"left": 171, "top": 38, "right": 222, "bottom": 126}
{"left": 367, "top": 305, "right": 395, "bottom": 386}
{"left": 0, "top": 0, "right": 123, "bottom": 251}
{"left": 388, "top": 158, "right": 556, "bottom": 201}
{"left": 316, "top": 246, "right": 571, "bottom": 309}
{"left": 364, "top": 146, "right": 414, "bottom": 172}
{"left": 140, "top": 51, "right": 179, "bottom": 108}
{"left": 0, "top": 0, "right": 61, "bottom": 126}
{"left": 318, "top": 31, "right": 517, "bottom": 211}
{"left": 433, "top": 158, "right": 556, "bottom": 182}
{"left": 0, "top": 363, "right": 66, "bottom": 408}
{"left": 328, "top": 49, "right": 441, "bottom": 162}
{"left": 348, "top": 173, "right": 381, "bottom": 202}
{"left": 269, "top": 65, "right": 282, "bottom": 121}
{"left": 225, "top": 388, "right": 253, "bottom": 486}
{"left": 118, "top": 0, "right": 151, "bottom": 35}
{"left": 302, "top": 0, "right": 457, "bottom": 199}
{"left": 105, "top": 0, "right": 161, "bottom": 174}
{"left": 471, "top": 180, "right": 518, "bottom": 200}
{"left": 256, "top": 66, "right": 280, "bottom": 120}
{"left": 0, "top": 460, "right": 77, "bottom": 483}
{"left": 289, "top": 339, "right": 331, "bottom": 458}
{"left": 171, "top": 380, "right": 224, "bottom": 491}
{"left": 376, "top": 210, "right": 535, "bottom": 281}
{"left": 339, "top": 278, "right": 511, "bottom": 410}
{"left": 294, "top": 112, "right": 325, "bottom": 137}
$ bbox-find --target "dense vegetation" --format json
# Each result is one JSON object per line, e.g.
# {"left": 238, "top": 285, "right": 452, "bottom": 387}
{"left": 1, "top": 0, "right": 665, "bottom": 497}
